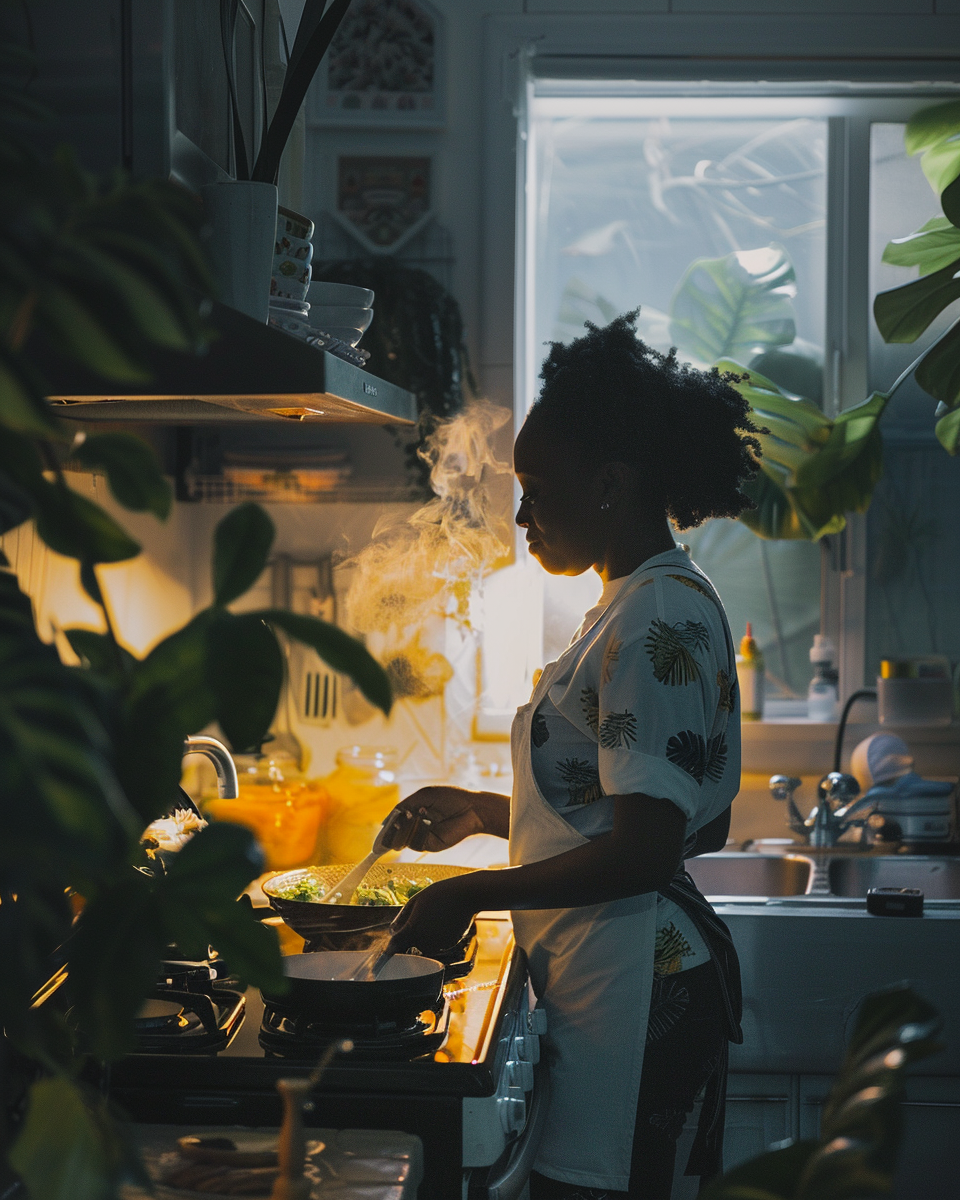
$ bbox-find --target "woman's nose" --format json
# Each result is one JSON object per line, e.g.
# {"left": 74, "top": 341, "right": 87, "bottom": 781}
{"left": 515, "top": 503, "right": 529, "bottom": 528}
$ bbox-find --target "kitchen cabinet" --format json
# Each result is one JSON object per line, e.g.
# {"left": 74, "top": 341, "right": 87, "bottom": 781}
{"left": 723, "top": 1074, "right": 794, "bottom": 1167}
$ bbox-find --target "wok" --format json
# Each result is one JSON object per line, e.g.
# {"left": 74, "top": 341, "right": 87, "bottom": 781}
{"left": 261, "top": 950, "right": 445, "bottom": 1023}
{"left": 263, "top": 861, "right": 474, "bottom": 944}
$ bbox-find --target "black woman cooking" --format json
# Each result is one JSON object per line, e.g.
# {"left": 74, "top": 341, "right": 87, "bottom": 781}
{"left": 385, "top": 313, "right": 762, "bottom": 1200}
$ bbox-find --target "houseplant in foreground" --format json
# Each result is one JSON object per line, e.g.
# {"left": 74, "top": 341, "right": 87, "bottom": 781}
{"left": 0, "top": 38, "right": 391, "bottom": 1200}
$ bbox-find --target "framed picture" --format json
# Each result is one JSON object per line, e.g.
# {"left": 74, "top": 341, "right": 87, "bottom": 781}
{"left": 331, "top": 155, "right": 433, "bottom": 253}
{"left": 311, "top": 0, "right": 444, "bottom": 128}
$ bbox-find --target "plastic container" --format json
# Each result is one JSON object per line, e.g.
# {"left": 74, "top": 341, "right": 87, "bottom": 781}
{"left": 320, "top": 746, "right": 401, "bottom": 865}
{"left": 807, "top": 634, "right": 839, "bottom": 721}
{"left": 736, "top": 622, "right": 765, "bottom": 721}
{"left": 204, "top": 750, "right": 329, "bottom": 870}
{"left": 878, "top": 656, "right": 954, "bottom": 726}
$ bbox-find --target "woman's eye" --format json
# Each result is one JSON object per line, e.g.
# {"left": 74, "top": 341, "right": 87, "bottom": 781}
{"left": 520, "top": 492, "right": 537, "bottom": 504}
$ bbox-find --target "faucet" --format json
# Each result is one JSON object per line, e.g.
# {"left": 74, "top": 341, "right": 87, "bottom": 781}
{"left": 183, "top": 735, "right": 239, "bottom": 799}
{"left": 768, "top": 772, "right": 880, "bottom": 849}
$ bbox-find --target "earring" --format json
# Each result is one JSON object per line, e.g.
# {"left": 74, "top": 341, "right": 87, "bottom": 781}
{"left": 600, "top": 501, "right": 610, "bottom": 511}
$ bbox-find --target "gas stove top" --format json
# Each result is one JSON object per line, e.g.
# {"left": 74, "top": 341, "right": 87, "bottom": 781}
{"left": 108, "top": 919, "right": 545, "bottom": 1200}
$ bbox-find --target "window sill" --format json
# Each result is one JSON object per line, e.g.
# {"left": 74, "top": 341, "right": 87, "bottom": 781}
{"left": 742, "top": 719, "right": 960, "bottom": 776}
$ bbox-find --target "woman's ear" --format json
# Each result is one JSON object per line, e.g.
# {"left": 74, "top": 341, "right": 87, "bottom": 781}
{"left": 598, "top": 461, "right": 636, "bottom": 510}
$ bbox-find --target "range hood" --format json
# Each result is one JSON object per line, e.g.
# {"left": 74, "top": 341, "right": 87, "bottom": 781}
{"left": 39, "top": 301, "right": 416, "bottom": 425}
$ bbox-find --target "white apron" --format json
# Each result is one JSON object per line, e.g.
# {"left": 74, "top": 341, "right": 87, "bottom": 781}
{"left": 510, "top": 656, "right": 658, "bottom": 1192}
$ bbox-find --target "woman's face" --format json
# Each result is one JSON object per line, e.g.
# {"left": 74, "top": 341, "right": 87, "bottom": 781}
{"left": 514, "top": 417, "right": 604, "bottom": 576}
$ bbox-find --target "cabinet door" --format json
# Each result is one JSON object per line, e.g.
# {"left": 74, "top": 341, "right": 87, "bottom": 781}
{"left": 724, "top": 1074, "right": 794, "bottom": 1171}
{"left": 800, "top": 1075, "right": 960, "bottom": 1200}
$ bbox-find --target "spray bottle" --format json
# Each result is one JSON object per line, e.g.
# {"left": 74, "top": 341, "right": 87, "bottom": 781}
{"left": 737, "top": 622, "right": 765, "bottom": 721}
{"left": 807, "top": 634, "right": 839, "bottom": 721}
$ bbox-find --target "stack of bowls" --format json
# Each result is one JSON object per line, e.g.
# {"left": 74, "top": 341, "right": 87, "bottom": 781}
{"left": 307, "top": 282, "right": 375, "bottom": 348}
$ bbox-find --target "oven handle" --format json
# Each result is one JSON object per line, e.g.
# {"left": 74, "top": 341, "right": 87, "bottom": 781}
{"left": 484, "top": 1062, "right": 550, "bottom": 1200}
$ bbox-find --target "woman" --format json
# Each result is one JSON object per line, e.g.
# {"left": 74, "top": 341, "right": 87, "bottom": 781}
{"left": 385, "top": 313, "right": 763, "bottom": 1200}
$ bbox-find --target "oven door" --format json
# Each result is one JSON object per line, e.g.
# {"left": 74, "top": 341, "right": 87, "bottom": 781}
{"left": 470, "top": 1063, "right": 550, "bottom": 1200}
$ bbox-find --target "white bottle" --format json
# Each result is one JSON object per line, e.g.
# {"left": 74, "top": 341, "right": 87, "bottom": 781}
{"left": 807, "top": 634, "right": 839, "bottom": 722}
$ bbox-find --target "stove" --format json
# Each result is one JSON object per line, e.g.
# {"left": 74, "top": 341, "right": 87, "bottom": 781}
{"left": 107, "top": 918, "right": 548, "bottom": 1200}
{"left": 132, "top": 958, "right": 245, "bottom": 1053}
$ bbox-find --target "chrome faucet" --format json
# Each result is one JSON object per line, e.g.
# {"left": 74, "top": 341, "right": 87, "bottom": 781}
{"left": 183, "top": 735, "right": 239, "bottom": 799}
{"left": 769, "top": 772, "right": 880, "bottom": 848}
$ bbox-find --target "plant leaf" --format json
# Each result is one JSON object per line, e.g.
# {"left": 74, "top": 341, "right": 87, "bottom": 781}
{"left": 64, "top": 628, "right": 136, "bottom": 680}
{"left": 66, "top": 874, "right": 165, "bottom": 1061}
{"left": 739, "top": 469, "right": 824, "bottom": 541}
{"left": 259, "top": 608, "right": 392, "bottom": 715}
{"left": 159, "top": 823, "right": 284, "bottom": 989}
{"left": 69, "top": 432, "right": 172, "bottom": 519}
{"left": 35, "top": 282, "right": 151, "bottom": 382}
{"left": 881, "top": 216, "right": 960, "bottom": 276}
{"left": 9, "top": 1076, "right": 146, "bottom": 1200}
{"left": 873, "top": 256, "right": 960, "bottom": 343}
{"left": 212, "top": 502, "right": 274, "bottom": 607}
{"left": 0, "top": 470, "right": 33, "bottom": 533}
{"left": 670, "top": 245, "right": 796, "bottom": 364}
{"left": 935, "top": 403, "right": 960, "bottom": 453}
{"left": 0, "top": 340, "right": 63, "bottom": 436}
{"left": 208, "top": 611, "right": 284, "bottom": 753}
{"left": 914, "top": 318, "right": 960, "bottom": 407}
{"left": 33, "top": 479, "right": 141, "bottom": 565}
{"left": 116, "top": 612, "right": 217, "bottom": 822}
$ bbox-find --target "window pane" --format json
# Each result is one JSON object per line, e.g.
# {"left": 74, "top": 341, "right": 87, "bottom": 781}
{"left": 866, "top": 124, "right": 960, "bottom": 676}
{"left": 528, "top": 107, "right": 826, "bottom": 697}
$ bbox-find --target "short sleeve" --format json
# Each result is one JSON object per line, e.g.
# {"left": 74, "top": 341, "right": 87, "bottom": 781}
{"left": 595, "top": 582, "right": 727, "bottom": 822}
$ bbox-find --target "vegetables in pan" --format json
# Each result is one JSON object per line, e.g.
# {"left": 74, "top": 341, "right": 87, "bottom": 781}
{"left": 274, "top": 875, "right": 433, "bottom": 906}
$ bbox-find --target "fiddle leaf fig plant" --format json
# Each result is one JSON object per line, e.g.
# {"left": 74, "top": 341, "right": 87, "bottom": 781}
{"left": 0, "top": 52, "right": 391, "bottom": 1200}
{"left": 873, "top": 99, "right": 960, "bottom": 453}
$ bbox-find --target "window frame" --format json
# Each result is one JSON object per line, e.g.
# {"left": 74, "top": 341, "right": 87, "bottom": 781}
{"left": 514, "top": 75, "right": 960, "bottom": 704}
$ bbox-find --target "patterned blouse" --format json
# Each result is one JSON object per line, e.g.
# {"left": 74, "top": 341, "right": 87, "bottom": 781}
{"left": 529, "top": 548, "right": 741, "bottom": 976}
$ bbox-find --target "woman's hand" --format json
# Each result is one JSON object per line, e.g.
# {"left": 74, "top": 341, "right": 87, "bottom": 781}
{"left": 381, "top": 786, "right": 509, "bottom": 853}
{"left": 388, "top": 877, "right": 477, "bottom": 958}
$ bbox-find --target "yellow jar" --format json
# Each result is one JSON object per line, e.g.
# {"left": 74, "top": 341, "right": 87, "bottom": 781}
{"left": 321, "top": 746, "right": 400, "bottom": 864}
{"left": 205, "top": 752, "right": 329, "bottom": 870}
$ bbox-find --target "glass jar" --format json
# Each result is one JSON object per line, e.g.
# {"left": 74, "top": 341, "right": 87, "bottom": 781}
{"left": 320, "top": 746, "right": 400, "bottom": 864}
{"left": 204, "top": 749, "right": 329, "bottom": 870}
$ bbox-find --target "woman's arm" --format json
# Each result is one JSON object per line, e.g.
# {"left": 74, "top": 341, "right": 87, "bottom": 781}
{"left": 686, "top": 806, "right": 731, "bottom": 857}
{"left": 389, "top": 794, "right": 686, "bottom": 954}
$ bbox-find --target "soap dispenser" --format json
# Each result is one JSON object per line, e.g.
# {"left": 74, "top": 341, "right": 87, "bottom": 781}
{"left": 807, "top": 634, "right": 839, "bottom": 721}
{"left": 737, "top": 622, "right": 765, "bottom": 721}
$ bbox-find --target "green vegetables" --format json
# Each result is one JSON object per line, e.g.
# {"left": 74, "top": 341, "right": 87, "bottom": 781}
{"left": 275, "top": 875, "right": 433, "bottom": 906}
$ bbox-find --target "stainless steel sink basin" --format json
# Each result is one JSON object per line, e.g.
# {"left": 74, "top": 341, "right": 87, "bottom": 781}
{"left": 685, "top": 852, "right": 812, "bottom": 897}
{"left": 828, "top": 855, "right": 960, "bottom": 899}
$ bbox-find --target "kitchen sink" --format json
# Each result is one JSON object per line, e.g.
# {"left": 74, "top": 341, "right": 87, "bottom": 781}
{"left": 685, "top": 852, "right": 812, "bottom": 897}
{"left": 828, "top": 855, "right": 960, "bottom": 899}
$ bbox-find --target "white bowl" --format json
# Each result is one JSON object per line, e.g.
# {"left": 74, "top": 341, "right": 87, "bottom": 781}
{"left": 309, "top": 305, "right": 373, "bottom": 334}
{"left": 270, "top": 298, "right": 310, "bottom": 316}
{"left": 309, "top": 282, "right": 374, "bottom": 309}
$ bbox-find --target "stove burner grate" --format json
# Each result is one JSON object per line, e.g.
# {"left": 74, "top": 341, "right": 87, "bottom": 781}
{"left": 258, "top": 997, "right": 450, "bottom": 1061}
{"left": 133, "top": 967, "right": 245, "bottom": 1054}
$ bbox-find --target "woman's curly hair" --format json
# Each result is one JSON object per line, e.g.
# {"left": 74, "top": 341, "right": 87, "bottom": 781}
{"left": 527, "top": 310, "right": 763, "bottom": 529}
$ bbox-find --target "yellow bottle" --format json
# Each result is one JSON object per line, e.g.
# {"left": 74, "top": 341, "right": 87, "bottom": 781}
{"left": 737, "top": 622, "right": 765, "bottom": 721}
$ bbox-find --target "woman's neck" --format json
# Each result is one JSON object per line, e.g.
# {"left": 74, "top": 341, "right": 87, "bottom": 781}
{"left": 597, "top": 516, "right": 677, "bottom": 584}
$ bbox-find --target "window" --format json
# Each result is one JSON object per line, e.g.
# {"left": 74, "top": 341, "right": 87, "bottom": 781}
{"left": 518, "top": 81, "right": 960, "bottom": 709}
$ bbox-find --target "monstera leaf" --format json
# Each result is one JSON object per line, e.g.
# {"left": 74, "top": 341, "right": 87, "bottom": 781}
{"left": 873, "top": 103, "right": 960, "bottom": 452}
{"left": 717, "top": 361, "right": 887, "bottom": 541}
{"left": 670, "top": 245, "right": 797, "bottom": 365}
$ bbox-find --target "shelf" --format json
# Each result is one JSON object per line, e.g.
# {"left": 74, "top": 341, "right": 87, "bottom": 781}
{"left": 742, "top": 719, "right": 960, "bottom": 776}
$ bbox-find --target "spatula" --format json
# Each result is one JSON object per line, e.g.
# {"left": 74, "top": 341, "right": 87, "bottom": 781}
{"left": 319, "top": 807, "right": 405, "bottom": 905}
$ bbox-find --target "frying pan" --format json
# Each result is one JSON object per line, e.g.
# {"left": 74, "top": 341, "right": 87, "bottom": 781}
{"left": 260, "top": 950, "right": 445, "bottom": 1023}
{"left": 262, "top": 862, "right": 475, "bottom": 943}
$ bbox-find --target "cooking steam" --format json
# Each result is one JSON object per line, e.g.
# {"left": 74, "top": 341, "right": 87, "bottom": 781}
{"left": 343, "top": 401, "right": 513, "bottom": 699}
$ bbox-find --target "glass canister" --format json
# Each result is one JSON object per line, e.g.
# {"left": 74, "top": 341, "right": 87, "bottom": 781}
{"left": 204, "top": 749, "right": 329, "bottom": 870}
{"left": 321, "top": 746, "right": 400, "bottom": 864}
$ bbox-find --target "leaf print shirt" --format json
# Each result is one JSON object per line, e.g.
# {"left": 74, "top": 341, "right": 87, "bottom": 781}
{"left": 528, "top": 547, "right": 741, "bottom": 974}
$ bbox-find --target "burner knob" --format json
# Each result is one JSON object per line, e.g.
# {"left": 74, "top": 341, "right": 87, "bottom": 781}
{"left": 507, "top": 1058, "right": 535, "bottom": 1092}
{"left": 498, "top": 1086, "right": 526, "bottom": 1136}
{"left": 514, "top": 1032, "right": 540, "bottom": 1064}
{"left": 526, "top": 1008, "right": 548, "bottom": 1035}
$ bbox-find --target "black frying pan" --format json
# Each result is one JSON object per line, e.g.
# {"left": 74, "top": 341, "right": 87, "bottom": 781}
{"left": 260, "top": 950, "right": 446, "bottom": 1024}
